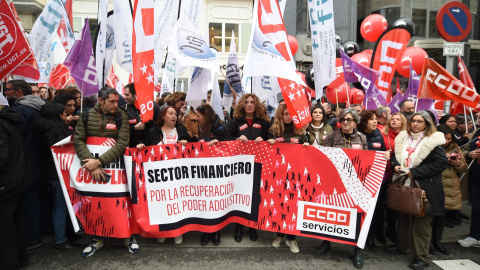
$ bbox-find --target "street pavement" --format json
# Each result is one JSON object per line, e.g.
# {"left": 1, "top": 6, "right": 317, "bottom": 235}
{"left": 25, "top": 204, "right": 480, "bottom": 270}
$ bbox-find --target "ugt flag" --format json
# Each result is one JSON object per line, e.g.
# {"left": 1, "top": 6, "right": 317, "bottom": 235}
{"left": 0, "top": 0, "right": 34, "bottom": 80}
{"left": 64, "top": 19, "right": 99, "bottom": 97}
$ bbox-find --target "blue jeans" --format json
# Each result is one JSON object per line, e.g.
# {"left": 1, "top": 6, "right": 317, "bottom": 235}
{"left": 22, "top": 183, "right": 41, "bottom": 243}
{"left": 48, "top": 180, "right": 68, "bottom": 244}
{"left": 469, "top": 176, "right": 480, "bottom": 240}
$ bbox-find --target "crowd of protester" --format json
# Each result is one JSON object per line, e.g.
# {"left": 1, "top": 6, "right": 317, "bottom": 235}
{"left": 1, "top": 79, "right": 480, "bottom": 270}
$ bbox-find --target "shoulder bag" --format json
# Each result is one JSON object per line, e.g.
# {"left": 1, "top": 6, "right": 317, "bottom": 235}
{"left": 387, "top": 175, "right": 429, "bottom": 217}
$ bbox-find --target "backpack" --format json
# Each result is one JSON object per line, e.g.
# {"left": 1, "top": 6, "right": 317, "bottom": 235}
{"left": 82, "top": 109, "right": 122, "bottom": 132}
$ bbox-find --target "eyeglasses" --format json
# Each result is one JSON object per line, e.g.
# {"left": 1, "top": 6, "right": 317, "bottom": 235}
{"left": 4, "top": 88, "right": 15, "bottom": 92}
{"left": 411, "top": 120, "right": 424, "bottom": 124}
{"left": 340, "top": 118, "right": 353, "bottom": 123}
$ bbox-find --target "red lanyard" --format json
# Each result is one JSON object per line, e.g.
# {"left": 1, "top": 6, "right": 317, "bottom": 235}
{"left": 98, "top": 114, "right": 114, "bottom": 138}
{"left": 406, "top": 132, "right": 424, "bottom": 157}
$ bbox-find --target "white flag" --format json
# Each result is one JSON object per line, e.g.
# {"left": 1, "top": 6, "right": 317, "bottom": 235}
{"left": 187, "top": 66, "right": 210, "bottom": 110}
{"left": 153, "top": 0, "right": 180, "bottom": 85}
{"left": 28, "top": 0, "right": 66, "bottom": 63}
{"left": 114, "top": 0, "right": 133, "bottom": 73}
{"left": 95, "top": 0, "right": 109, "bottom": 88}
{"left": 211, "top": 72, "right": 224, "bottom": 121}
{"left": 307, "top": 0, "right": 336, "bottom": 98}
{"left": 167, "top": 13, "right": 219, "bottom": 73}
{"left": 243, "top": 0, "right": 304, "bottom": 87}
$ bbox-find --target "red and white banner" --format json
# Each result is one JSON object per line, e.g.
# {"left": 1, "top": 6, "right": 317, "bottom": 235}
{"left": 0, "top": 1, "right": 35, "bottom": 80}
{"left": 52, "top": 139, "right": 387, "bottom": 248}
{"left": 371, "top": 27, "right": 411, "bottom": 93}
{"left": 419, "top": 58, "right": 480, "bottom": 109}
{"left": 132, "top": 0, "right": 155, "bottom": 122}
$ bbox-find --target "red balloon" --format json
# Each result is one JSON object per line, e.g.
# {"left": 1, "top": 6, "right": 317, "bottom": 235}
{"left": 287, "top": 35, "right": 299, "bottom": 55}
{"left": 360, "top": 14, "right": 388, "bottom": 42}
{"left": 350, "top": 88, "right": 365, "bottom": 104}
{"left": 327, "top": 58, "right": 345, "bottom": 88}
{"left": 362, "top": 49, "right": 373, "bottom": 58}
{"left": 396, "top": 47, "right": 428, "bottom": 77}
{"left": 325, "top": 83, "right": 350, "bottom": 104}
{"left": 351, "top": 53, "right": 371, "bottom": 67}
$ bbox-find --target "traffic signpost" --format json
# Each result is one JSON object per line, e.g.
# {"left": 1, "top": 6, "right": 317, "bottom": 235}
{"left": 436, "top": 2, "right": 472, "bottom": 113}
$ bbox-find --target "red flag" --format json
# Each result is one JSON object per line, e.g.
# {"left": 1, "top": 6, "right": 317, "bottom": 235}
{"left": 0, "top": 1, "right": 39, "bottom": 80}
{"left": 371, "top": 27, "right": 411, "bottom": 93}
{"left": 106, "top": 67, "right": 123, "bottom": 94}
{"left": 451, "top": 55, "right": 478, "bottom": 114}
{"left": 132, "top": 0, "right": 155, "bottom": 122}
{"left": 64, "top": 0, "right": 74, "bottom": 32}
{"left": 278, "top": 78, "right": 312, "bottom": 128}
{"left": 49, "top": 64, "right": 74, "bottom": 89}
{"left": 419, "top": 58, "right": 480, "bottom": 109}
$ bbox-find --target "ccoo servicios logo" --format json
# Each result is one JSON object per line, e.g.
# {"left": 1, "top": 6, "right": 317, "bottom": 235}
{"left": 296, "top": 201, "right": 357, "bottom": 240}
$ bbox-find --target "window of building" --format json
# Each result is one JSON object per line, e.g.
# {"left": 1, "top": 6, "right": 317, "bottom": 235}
{"left": 373, "top": 7, "right": 401, "bottom": 28}
{"left": 209, "top": 22, "right": 250, "bottom": 54}
{"left": 296, "top": 0, "right": 308, "bottom": 34}
{"left": 429, "top": 10, "right": 440, "bottom": 38}
{"left": 72, "top": 17, "right": 98, "bottom": 42}
{"left": 412, "top": 9, "right": 426, "bottom": 37}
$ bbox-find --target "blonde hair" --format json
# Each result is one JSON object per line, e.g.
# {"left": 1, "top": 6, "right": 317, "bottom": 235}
{"left": 382, "top": 112, "right": 407, "bottom": 135}
{"left": 233, "top": 93, "right": 270, "bottom": 121}
{"left": 269, "top": 104, "right": 301, "bottom": 137}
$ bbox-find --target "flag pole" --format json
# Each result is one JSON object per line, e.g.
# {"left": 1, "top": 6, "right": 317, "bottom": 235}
{"left": 335, "top": 86, "right": 339, "bottom": 115}
{"left": 470, "top": 107, "right": 477, "bottom": 130}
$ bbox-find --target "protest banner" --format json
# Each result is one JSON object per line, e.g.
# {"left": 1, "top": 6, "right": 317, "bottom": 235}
{"left": 52, "top": 138, "right": 387, "bottom": 248}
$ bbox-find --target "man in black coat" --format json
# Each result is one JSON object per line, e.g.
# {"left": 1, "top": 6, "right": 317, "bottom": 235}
{"left": 5, "top": 79, "right": 48, "bottom": 249}
{"left": 123, "top": 83, "right": 160, "bottom": 147}
{"left": 0, "top": 105, "right": 32, "bottom": 269}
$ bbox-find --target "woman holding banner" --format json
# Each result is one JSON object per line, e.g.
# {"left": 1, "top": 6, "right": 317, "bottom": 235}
{"left": 32, "top": 102, "right": 81, "bottom": 251}
{"left": 381, "top": 112, "right": 407, "bottom": 243}
{"left": 195, "top": 104, "right": 233, "bottom": 246}
{"left": 385, "top": 111, "right": 448, "bottom": 270}
{"left": 303, "top": 105, "right": 333, "bottom": 146}
{"left": 357, "top": 110, "right": 388, "bottom": 251}
{"left": 228, "top": 93, "right": 270, "bottom": 242}
{"left": 267, "top": 104, "right": 305, "bottom": 253}
{"left": 137, "top": 106, "right": 192, "bottom": 245}
{"left": 318, "top": 108, "right": 367, "bottom": 269}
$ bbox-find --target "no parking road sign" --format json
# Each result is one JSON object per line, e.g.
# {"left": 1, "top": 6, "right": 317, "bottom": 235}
{"left": 436, "top": 2, "right": 472, "bottom": 42}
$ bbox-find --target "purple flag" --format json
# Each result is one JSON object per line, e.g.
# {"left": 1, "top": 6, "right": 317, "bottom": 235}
{"left": 404, "top": 65, "right": 420, "bottom": 102}
{"left": 388, "top": 66, "right": 421, "bottom": 113}
{"left": 64, "top": 19, "right": 99, "bottom": 97}
{"left": 388, "top": 91, "right": 405, "bottom": 114}
{"left": 416, "top": 98, "right": 438, "bottom": 122}
{"left": 340, "top": 49, "right": 380, "bottom": 91}
{"left": 340, "top": 49, "right": 386, "bottom": 110}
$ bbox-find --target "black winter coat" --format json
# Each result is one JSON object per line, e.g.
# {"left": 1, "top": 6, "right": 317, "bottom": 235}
{"left": 33, "top": 117, "right": 73, "bottom": 180}
{"left": 12, "top": 98, "right": 44, "bottom": 184}
{"left": 126, "top": 103, "right": 161, "bottom": 147}
{"left": 145, "top": 124, "right": 192, "bottom": 146}
{"left": 359, "top": 128, "right": 386, "bottom": 151}
{"left": 228, "top": 117, "right": 270, "bottom": 140}
{"left": 391, "top": 131, "right": 449, "bottom": 216}
{"left": 0, "top": 107, "right": 32, "bottom": 201}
